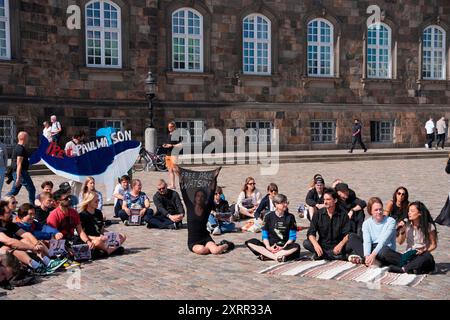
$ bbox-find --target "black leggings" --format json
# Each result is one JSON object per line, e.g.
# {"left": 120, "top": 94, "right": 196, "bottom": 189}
{"left": 346, "top": 233, "right": 401, "bottom": 266}
{"left": 245, "top": 238, "right": 301, "bottom": 261}
{"left": 403, "top": 251, "right": 436, "bottom": 274}
{"left": 302, "top": 239, "right": 346, "bottom": 261}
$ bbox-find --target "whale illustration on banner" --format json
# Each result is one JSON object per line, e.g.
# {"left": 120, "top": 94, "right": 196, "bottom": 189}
{"left": 30, "top": 131, "right": 141, "bottom": 200}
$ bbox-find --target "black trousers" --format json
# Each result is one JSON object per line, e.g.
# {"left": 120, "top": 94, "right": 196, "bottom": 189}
{"left": 346, "top": 233, "right": 401, "bottom": 266}
{"left": 349, "top": 211, "right": 365, "bottom": 237}
{"left": 350, "top": 135, "right": 366, "bottom": 151}
{"left": 302, "top": 239, "right": 346, "bottom": 261}
{"left": 437, "top": 133, "right": 445, "bottom": 148}
{"left": 245, "top": 238, "right": 301, "bottom": 261}
{"left": 403, "top": 251, "right": 436, "bottom": 274}
{"left": 426, "top": 133, "right": 435, "bottom": 148}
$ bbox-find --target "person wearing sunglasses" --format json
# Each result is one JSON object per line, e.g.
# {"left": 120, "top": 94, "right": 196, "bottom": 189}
{"left": 151, "top": 179, "right": 185, "bottom": 229}
{"left": 236, "top": 177, "right": 262, "bottom": 219}
{"left": 384, "top": 187, "right": 410, "bottom": 225}
{"left": 2, "top": 195, "right": 18, "bottom": 219}
{"left": 46, "top": 189, "right": 95, "bottom": 252}
{"left": 246, "top": 194, "right": 300, "bottom": 262}
{"left": 0, "top": 200, "right": 66, "bottom": 275}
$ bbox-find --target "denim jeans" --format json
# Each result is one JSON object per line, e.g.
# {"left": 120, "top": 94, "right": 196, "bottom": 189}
{"left": 207, "top": 214, "right": 235, "bottom": 233}
{"left": 7, "top": 170, "right": 36, "bottom": 204}
{"left": 0, "top": 167, "right": 5, "bottom": 198}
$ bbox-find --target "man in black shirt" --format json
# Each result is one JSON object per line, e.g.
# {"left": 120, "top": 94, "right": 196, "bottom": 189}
{"left": 34, "top": 192, "right": 55, "bottom": 225}
{"left": 335, "top": 183, "right": 366, "bottom": 237}
{"left": 151, "top": 179, "right": 185, "bottom": 229}
{"left": 303, "top": 188, "right": 351, "bottom": 261}
{"left": 7, "top": 132, "right": 36, "bottom": 204}
{"left": 349, "top": 119, "right": 367, "bottom": 153}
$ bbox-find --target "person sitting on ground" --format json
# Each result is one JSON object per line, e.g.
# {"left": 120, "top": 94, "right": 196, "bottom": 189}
{"left": 335, "top": 183, "right": 366, "bottom": 237}
{"left": 118, "top": 179, "right": 153, "bottom": 226}
{"left": 46, "top": 189, "right": 96, "bottom": 253}
{"left": 0, "top": 201, "right": 66, "bottom": 275}
{"left": 255, "top": 183, "right": 278, "bottom": 221}
{"left": 79, "top": 191, "right": 126, "bottom": 257}
{"left": 34, "top": 192, "right": 55, "bottom": 225}
{"left": 391, "top": 201, "right": 438, "bottom": 274}
{"left": 79, "top": 177, "right": 103, "bottom": 211}
{"left": 151, "top": 179, "right": 184, "bottom": 229}
{"left": 188, "top": 189, "right": 235, "bottom": 255}
{"left": 14, "top": 203, "right": 60, "bottom": 241}
{"left": 2, "top": 195, "right": 18, "bottom": 219}
{"left": 303, "top": 188, "right": 350, "bottom": 261}
{"left": 207, "top": 186, "right": 237, "bottom": 235}
{"left": 347, "top": 197, "right": 398, "bottom": 267}
{"left": 0, "top": 252, "right": 22, "bottom": 288}
{"left": 236, "top": 177, "right": 262, "bottom": 219}
{"left": 34, "top": 181, "right": 53, "bottom": 207}
{"left": 113, "top": 175, "right": 131, "bottom": 218}
{"left": 246, "top": 194, "right": 300, "bottom": 262}
{"left": 384, "top": 186, "right": 410, "bottom": 224}
{"left": 59, "top": 182, "right": 79, "bottom": 209}
{"left": 305, "top": 176, "right": 326, "bottom": 221}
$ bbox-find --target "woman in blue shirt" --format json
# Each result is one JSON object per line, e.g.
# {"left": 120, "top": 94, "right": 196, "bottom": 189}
{"left": 347, "top": 197, "right": 400, "bottom": 267}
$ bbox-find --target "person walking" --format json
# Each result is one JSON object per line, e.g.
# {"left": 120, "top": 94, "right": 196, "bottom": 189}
{"left": 0, "top": 140, "right": 8, "bottom": 198}
{"left": 161, "top": 121, "right": 182, "bottom": 190}
{"left": 436, "top": 116, "right": 446, "bottom": 150}
{"left": 425, "top": 116, "right": 435, "bottom": 149}
{"left": 6, "top": 132, "right": 36, "bottom": 204}
{"left": 348, "top": 119, "right": 367, "bottom": 153}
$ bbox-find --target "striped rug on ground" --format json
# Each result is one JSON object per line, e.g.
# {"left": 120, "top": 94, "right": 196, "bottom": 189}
{"left": 259, "top": 260, "right": 426, "bottom": 287}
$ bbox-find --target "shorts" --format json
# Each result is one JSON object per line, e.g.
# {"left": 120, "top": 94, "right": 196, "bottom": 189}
{"left": 188, "top": 234, "right": 214, "bottom": 252}
{"left": 165, "top": 155, "right": 177, "bottom": 170}
{"left": 245, "top": 238, "right": 301, "bottom": 261}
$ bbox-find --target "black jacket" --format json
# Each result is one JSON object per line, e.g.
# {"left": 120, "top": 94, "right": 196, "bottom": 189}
{"left": 153, "top": 189, "right": 185, "bottom": 217}
{"left": 213, "top": 198, "right": 230, "bottom": 213}
{"left": 305, "top": 189, "right": 324, "bottom": 207}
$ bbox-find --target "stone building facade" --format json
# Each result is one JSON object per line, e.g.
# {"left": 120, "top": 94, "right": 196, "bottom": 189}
{"left": 0, "top": 0, "right": 450, "bottom": 151}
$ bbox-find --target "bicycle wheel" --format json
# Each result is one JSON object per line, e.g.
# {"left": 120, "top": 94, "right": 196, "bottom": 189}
{"left": 155, "top": 155, "right": 168, "bottom": 172}
{"left": 133, "top": 154, "right": 146, "bottom": 172}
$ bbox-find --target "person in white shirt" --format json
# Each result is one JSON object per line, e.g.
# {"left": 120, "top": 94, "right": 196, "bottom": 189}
{"left": 50, "top": 115, "right": 62, "bottom": 143}
{"left": 42, "top": 121, "right": 52, "bottom": 142}
{"left": 236, "top": 177, "right": 262, "bottom": 219}
{"left": 436, "top": 116, "right": 447, "bottom": 150}
{"left": 113, "top": 175, "right": 131, "bottom": 218}
{"left": 424, "top": 116, "right": 435, "bottom": 149}
{"left": 64, "top": 132, "right": 83, "bottom": 196}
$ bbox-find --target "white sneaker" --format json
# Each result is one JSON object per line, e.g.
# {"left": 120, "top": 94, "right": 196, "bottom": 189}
{"left": 212, "top": 226, "right": 222, "bottom": 235}
{"left": 425, "top": 144, "right": 429, "bottom": 148}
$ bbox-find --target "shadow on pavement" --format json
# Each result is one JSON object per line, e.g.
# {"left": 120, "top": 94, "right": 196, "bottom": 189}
{"left": 434, "top": 262, "right": 450, "bottom": 275}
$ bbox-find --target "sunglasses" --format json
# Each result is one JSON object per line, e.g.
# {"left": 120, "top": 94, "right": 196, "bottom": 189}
{"left": 397, "top": 192, "right": 406, "bottom": 196}
{"left": 60, "top": 196, "right": 70, "bottom": 201}
{"left": 158, "top": 187, "right": 167, "bottom": 191}
{"left": 247, "top": 183, "right": 256, "bottom": 185}
{"left": 11, "top": 201, "right": 18, "bottom": 205}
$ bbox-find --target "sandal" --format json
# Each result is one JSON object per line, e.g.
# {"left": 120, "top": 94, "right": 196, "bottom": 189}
{"left": 277, "top": 255, "right": 287, "bottom": 263}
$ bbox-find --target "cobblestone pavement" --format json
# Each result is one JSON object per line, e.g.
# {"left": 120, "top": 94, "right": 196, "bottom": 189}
{"left": 2, "top": 158, "right": 450, "bottom": 300}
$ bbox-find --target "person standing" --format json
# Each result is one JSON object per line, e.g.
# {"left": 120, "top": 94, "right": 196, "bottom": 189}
{"left": 161, "top": 121, "right": 182, "bottom": 190}
{"left": 425, "top": 116, "right": 435, "bottom": 149}
{"left": 436, "top": 116, "right": 447, "bottom": 150}
{"left": 64, "top": 132, "right": 83, "bottom": 197}
{"left": 0, "top": 140, "right": 8, "bottom": 198}
{"left": 50, "top": 115, "right": 62, "bottom": 143}
{"left": 42, "top": 121, "right": 52, "bottom": 142}
{"left": 7, "top": 132, "right": 36, "bottom": 204}
{"left": 348, "top": 119, "right": 367, "bottom": 153}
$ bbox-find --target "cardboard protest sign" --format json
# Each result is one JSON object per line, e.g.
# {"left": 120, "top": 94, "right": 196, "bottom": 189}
{"left": 48, "top": 239, "right": 66, "bottom": 257}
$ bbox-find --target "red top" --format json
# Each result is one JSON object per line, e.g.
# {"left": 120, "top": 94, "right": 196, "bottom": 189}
{"left": 46, "top": 207, "right": 80, "bottom": 238}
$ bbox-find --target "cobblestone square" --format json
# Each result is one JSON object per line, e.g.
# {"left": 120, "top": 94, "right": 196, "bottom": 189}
{"left": 2, "top": 158, "right": 450, "bottom": 300}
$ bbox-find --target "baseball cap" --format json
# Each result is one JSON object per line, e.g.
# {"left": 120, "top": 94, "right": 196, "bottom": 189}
{"left": 59, "top": 182, "right": 71, "bottom": 193}
{"left": 335, "top": 183, "right": 349, "bottom": 193}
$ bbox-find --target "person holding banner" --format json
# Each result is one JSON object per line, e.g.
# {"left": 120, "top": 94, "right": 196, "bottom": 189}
{"left": 79, "top": 191, "right": 125, "bottom": 256}
{"left": 118, "top": 179, "right": 153, "bottom": 226}
{"left": 179, "top": 167, "right": 234, "bottom": 255}
{"left": 245, "top": 194, "right": 301, "bottom": 262}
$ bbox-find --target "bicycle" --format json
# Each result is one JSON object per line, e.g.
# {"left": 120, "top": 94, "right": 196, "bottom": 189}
{"left": 133, "top": 146, "right": 167, "bottom": 172}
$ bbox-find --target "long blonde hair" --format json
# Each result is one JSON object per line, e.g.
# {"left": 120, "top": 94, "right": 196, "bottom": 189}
{"left": 81, "top": 176, "right": 96, "bottom": 195}
{"left": 79, "top": 191, "right": 98, "bottom": 212}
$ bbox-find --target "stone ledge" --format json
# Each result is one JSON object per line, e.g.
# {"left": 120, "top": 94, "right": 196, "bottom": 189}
{"left": 301, "top": 76, "right": 342, "bottom": 89}
{"left": 165, "top": 71, "right": 214, "bottom": 79}
{"left": 79, "top": 67, "right": 135, "bottom": 82}
{"left": 417, "top": 79, "right": 449, "bottom": 90}
{"left": 360, "top": 78, "right": 402, "bottom": 89}
{"left": 0, "top": 60, "right": 26, "bottom": 71}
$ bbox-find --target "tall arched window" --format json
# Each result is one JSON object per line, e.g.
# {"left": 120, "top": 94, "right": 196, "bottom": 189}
{"left": 172, "top": 8, "right": 203, "bottom": 72}
{"left": 0, "top": 0, "right": 10, "bottom": 60}
{"left": 85, "top": 0, "right": 122, "bottom": 68}
{"left": 307, "top": 18, "right": 334, "bottom": 76}
{"left": 423, "top": 25, "right": 446, "bottom": 80}
{"left": 367, "top": 23, "right": 391, "bottom": 79}
{"left": 243, "top": 14, "right": 271, "bottom": 75}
